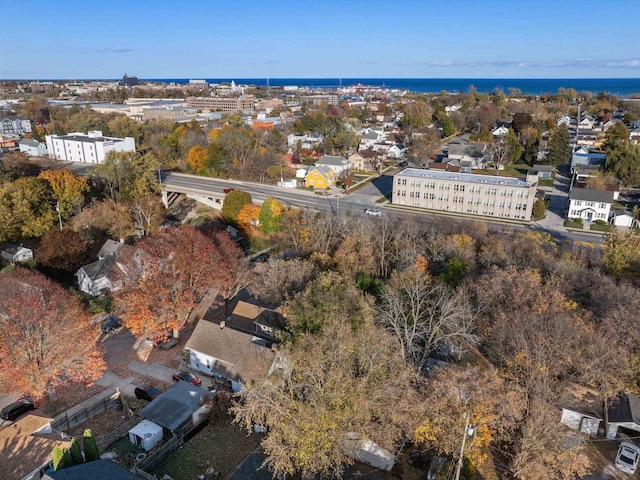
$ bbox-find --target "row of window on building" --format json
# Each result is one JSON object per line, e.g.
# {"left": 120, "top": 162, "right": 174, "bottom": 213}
{"left": 398, "top": 179, "right": 528, "bottom": 197}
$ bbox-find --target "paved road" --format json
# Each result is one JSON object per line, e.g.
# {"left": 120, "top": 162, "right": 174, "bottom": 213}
{"left": 163, "top": 171, "right": 606, "bottom": 247}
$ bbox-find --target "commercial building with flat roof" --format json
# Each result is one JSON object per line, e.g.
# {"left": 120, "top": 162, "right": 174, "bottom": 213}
{"left": 393, "top": 168, "right": 536, "bottom": 220}
{"left": 45, "top": 130, "right": 135, "bottom": 164}
{"left": 186, "top": 95, "right": 255, "bottom": 112}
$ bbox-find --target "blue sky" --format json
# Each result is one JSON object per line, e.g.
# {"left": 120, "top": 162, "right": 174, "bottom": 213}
{"left": 1, "top": 0, "right": 639, "bottom": 79}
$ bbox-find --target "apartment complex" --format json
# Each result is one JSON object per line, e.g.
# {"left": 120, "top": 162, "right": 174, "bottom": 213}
{"left": 186, "top": 95, "right": 255, "bottom": 112}
{"left": 393, "top": 168, "right": 537, "bottom": 220}
{"left": 0, "top": 115, "right": 32, "bottom": 135}
{"left": 45, "top": 130, "right": 135, "bottom": 164}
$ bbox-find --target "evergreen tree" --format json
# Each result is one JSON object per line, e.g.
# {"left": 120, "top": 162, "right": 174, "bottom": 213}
{"left": 69, "top": 438, "right": 83, "bottom": 465}
{"left": 532, "top": 198, "right": 547, "bottom": 220}
{"left": 52, "top": 446, "right": 73, "bottom": 470}
{"left": 505, "top": 128, "right": 523, "bottom": 163}
{"left": 83, "top": 429, "right": 100, "bottom": 462}
{"left": 545, "top": 125, "right": 571, "bottom": 166}
{"left": 443, "top": 116, "right": 456, "bottom": 137}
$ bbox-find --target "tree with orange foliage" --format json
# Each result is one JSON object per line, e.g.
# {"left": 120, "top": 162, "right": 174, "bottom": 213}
{"left": 237, "top": 203, "right": 261, "bottom": 231}
{"left": 0, "top": 269, "right": 105, "bottom": 400}
{"left": 117, "top": 225, "right": 247, "bottom": 338}
{"left": 187, "top": 145, "right": 208, "bottom": 174}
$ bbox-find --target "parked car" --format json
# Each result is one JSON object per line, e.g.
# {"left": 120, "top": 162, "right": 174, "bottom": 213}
{"left": 365, "top": 208, "right": 382, "bottom": 216}
{"left": 252, "top": 253, "right": 270, "bottom": 263}
{"left": 398, "top": 160, "right": 409, "bottom": 167}
{"left": 223, "top": 188, "right": 234, "bottom": 194}
{"left": 172, "top": 371, "right": 202, "bottom": 387}
{"left": 1, "top": 399, "right": 35, "bottom": 421}
{"left": 134, "top": 383, "right": 161, "bottom": 402}
{"left": 101, "top": 316, "right": 121, "bottom": 334}
{"left": 615, "top": 441, "right": 640, "bottom": 474}
{"left": 158, "top": 337, "right": 178, "bottom": 350}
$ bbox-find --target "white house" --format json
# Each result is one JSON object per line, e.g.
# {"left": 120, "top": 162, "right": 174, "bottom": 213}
{"left": 184, "top": 318, "right": 275, "bottom": 393}
{"left": 556, "top": 115, "right": 571, "bottom": 127}
{"left": 358, "top": 130, "right": 383, "bottom": 150}
{"left": 315, "top": 155, "right": 351, "bottom": 176}
{"left": 75, "top": 239, "right": 137, "bottom": 296}
{"left": 578, "top": 115, "right": 595, "bottom": 130}
{"left": 1, "top": 244, "right": 33, "bottom": 264}
{"left": 287, "top": 133, "right": 323, "bottom": 150}
{"left": 492, "top": 125, "right": 509, "bottom": 137}
{"left": 0, "top": 115, "right": 32, "bottom": 135}
{"left": 45, "top": 130, "right": 136, "bottom": 164}
{"left": 630, "top": 127, "right": 640, "bottom": 144}
{"left": 18, "top": 138, "right": 47, "bottom": 157}
{"left": 571, "top": 146, "right": 606, "bottom": 171}
{"left": 568, "top": 188, "right": 614, "bottom": 222}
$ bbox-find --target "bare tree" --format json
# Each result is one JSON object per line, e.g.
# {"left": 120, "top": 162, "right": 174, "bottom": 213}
{"left": 489, "top": 137, "right": 509, "bottom": 174}
{"left": 377, "top": 266, "right": 477, "bottom": 367}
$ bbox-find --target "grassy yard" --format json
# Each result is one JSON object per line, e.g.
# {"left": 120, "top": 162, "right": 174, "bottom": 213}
{"left": 564, "top": 219, "right": 584, "bottom": 229}
{"left": 149, "top": 414, "right": 262, "bottom": 480}
{"left": 590, "top": 222, "right": 613, "bottom": 232}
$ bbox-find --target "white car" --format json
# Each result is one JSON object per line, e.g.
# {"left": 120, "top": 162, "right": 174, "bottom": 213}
{"left": 364, "top": 208, "right": 382, "bottom": 216}
{"left": 615, "top": 441, "right": 640, "bottom": 474}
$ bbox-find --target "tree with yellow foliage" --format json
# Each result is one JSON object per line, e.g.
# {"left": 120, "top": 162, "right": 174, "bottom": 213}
{"left": 259, "top": 196, "right": 285, "bottom": 233}
{"left": 187, "top": 145, "right": 208, "bottom": 174}
{"left": 38, "top": 169, "right": 89, "bottom": 219}
{"left": 237, "top": 203, "right": 261, "bottom": 231}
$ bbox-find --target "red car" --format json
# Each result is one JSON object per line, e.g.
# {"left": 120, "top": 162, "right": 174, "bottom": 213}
{"left": 223, "top": 188, "right": 234, "bottom": 194}
{"left": 172, "top": 371, "right": 202, "bottom": 387}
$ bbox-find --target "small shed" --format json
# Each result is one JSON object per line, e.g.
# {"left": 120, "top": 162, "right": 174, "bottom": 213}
{"left": 610, "top": 210, "right": 636, "bottom": 228}
{"left": 128, "top": 419, "right": 163, "bottom": 451}
{"left": 1, "top": 243, "right": 33, "bottom": 264}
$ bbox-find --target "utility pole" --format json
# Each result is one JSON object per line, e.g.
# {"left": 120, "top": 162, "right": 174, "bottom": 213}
{"left": 454, "top": 412, "right": 471, "bottom": 480}
{"left": 55, "top": 200, "right": 63, "bottom": 230}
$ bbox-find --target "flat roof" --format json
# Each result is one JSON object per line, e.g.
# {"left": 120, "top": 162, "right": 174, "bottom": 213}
{"left": 51, "top": 134, "right": 124, "bottom": 143}
{"left": 396, "top": 168, "right": 535, "bottom": 189}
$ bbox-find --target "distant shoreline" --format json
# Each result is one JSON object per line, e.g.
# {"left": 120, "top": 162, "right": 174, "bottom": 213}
{"left": 8, "top": 77, "right": 640, "bottom": 96}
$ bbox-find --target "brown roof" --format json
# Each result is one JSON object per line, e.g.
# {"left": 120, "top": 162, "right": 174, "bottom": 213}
{"left": 184, "top": 320, "right": 275, "bottom": 388}
{"left": 0, "top": 414, "right": 72, "bottom": 479}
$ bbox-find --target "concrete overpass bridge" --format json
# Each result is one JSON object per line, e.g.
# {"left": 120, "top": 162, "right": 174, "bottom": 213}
{"left": 160, "top": 172, "right": 237, "bottom": 209}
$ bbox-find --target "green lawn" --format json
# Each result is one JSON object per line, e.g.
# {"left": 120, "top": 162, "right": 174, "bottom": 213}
{"left": 472, "top": 164, "right": 531, "bottom": 178}
{"left": 564, "top": 219, "right": 584, "bottom": 229}
{"left": 590, "top": 223, "right": 613, "bottom": 232}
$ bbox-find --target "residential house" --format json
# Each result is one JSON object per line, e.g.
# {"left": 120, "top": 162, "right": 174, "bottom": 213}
{"left": 576, "top": 131, "right": 597, "bottom": 147}
{"left": 0, "top": 414, "right": 72, "bottom": 480}
{"left": 287, "top": 133, "right": 323, "bottom": 150}
{"left": 1, "top": 243, "right": 34, "bottom": 264}
{"left": 567, "top": 188, "right": 614, "bottom": 222}
{"left": 387, "top": 143, "right": 406, "bottom": 159}
{"left": 630, "top": 127, "right": 640, "bottom": 144}
{"left": 0, "top": 115, "right": 32, "bottom": 135}
{"left": 571, "top": 146, "right": 606, "bottom": 171}
{"left": 18, "top": 138, "right": 47, "bottom": 156}
{"left": 598, "top": 119, "right": 616, "bottom": 132}
{"left": 42, "top": 459, "right": 141, "bottom": 480}
{"left": 183, "top": 318, "right": 276, "bottom": 393}
{"left": 45, "top": 130, "right": 136, "bottom": 164}
{"left": 492, "top": 125, "right": 509, "bottom": 137}
{"left": 75, "top": 239, "right": 137, "bottom": 296}
{"left": 315, "top": 155, "right": 351, "bottom": 176}
{"left": 348, "top": 152, "right": 367, "bottom": 171}
{"left": 606, "top": 393, "right": 640, "bottom": 440}
{"left": 446, "top": 143, "right": 487, "bottom": 169}
{"left": 138, "top": 381, "right": 210, "bottom": 438}
{"left": 306, "top": 166, "right": 336, "bottom": 189}
{"left": 359, "top": 130, "right": 383, "bottom": 150}
{"left": 227, "top": 300, "right": 285, "bottom": 344}
{"left": 556, "top": 115, "right": 571, "bottom": 127}
{"left": 578, "top": 114, "right": 595, "bottom": 130}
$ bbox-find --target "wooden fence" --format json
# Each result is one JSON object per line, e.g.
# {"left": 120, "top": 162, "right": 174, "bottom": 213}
{"left": 135, "top": 435, "right": 182, "bottom": 472}
{"left": 96, "top": 418, "right": 137, "bottom": 449}
{"left": 51, "top": 390, "right": 121, "bottom": 432}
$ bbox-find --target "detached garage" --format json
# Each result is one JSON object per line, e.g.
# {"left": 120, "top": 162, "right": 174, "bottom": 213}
{"left": 128, "top": 419, "right": 163, "bottom": 451}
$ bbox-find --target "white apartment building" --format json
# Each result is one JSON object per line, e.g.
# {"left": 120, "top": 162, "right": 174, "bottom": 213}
{"left": 393, "top": 168, "right": 537, "bottom": 220}
{"left": 568, "top": 188, "right": 614, "bottom": 222}
{"left": 0, "top": 115, "right": 32, "bottom": 135}
{"left": 45, "top": 130, "right": 135, "bottom": 164}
